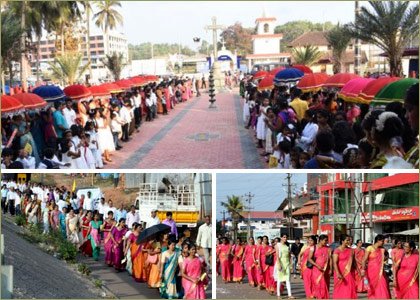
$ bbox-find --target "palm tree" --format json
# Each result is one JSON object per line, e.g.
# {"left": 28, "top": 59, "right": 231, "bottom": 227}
{"left": 220, "top": 195, "right": 244, "bottom": 240}
{"left": 94, "top": 0, "right": 123, "bottom": 56}
{"left": 102, "top": 52, "right": 125, "bottom": 80}
{"left": 346, "top": 1, "right": 419, "bottom": 76}
{"left": 291, "top": 45, "right": 323, "bottom": 66}
{"left": 325, "top": 24, "right": 352, "bottom": 74}
{"left": 80, "top": 1, "right": 93, "bottom": 80}
{"left": 48, "top": 52, "right": 90, "bottom": 85}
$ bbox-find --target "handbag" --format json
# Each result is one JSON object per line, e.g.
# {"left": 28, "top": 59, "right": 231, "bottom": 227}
{"left": 306, "top": 246, "right": 316, "bottom": 269}
{"left": 268, "top": 155, "right": 279, "bottom": 168}
{"left": 265, "top": 254, "right": 274, "bottom": 266}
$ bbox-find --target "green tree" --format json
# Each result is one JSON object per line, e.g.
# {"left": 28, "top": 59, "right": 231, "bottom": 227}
{"left": 292, "top": 45, "right": 323, "bottom": 66}
{"left": 128, "top": 43, "right": 195, "bottom": 60}
{"left": 220, "top": 195, "right": 244, "bottom": 240}
{"left": 346, "top": 1, "right": 419, "bottom": 76}
{"left": 48, "top": 52, "right": 90, "bottom": 85}
{"left": 80, "top": 1, "right": 93, "bottom": 80}
{"left": 220, "top": 22, "right": 253, "bottom": 55}
{"left": 325, "top": 24, "right": 352, "bottom": 73}
{"left": 102, "top": 52, "right": 125, "bottom": 80}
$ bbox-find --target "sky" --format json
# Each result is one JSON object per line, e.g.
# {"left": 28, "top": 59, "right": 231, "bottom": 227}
{"left": 216, "top": 173, "right": 307, "bottom": 220}
{"left": 111, "top": 1, "right": 365, "bottom": 48}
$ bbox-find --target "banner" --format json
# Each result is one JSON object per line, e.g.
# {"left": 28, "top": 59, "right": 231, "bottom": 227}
{"left": 361, "top": 206, "right": 419, "bottom": 223}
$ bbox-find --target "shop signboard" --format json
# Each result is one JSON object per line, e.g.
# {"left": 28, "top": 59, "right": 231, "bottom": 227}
{"left": 361, "top": 206, "right": 419, "bottom": 223}
{"left": 320, "top": 214, "right": 354, "bottom": 224}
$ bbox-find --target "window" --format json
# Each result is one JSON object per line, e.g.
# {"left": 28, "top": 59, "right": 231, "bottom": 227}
{"left": 90, "top": 51, "right": 96, "bottom": 55}
{"left": 348, "top": 44, "right": 353, "bottom": 50}
{"left": 49, "top": 47, "right": 55, "bottom": 51}
{"left": 324, "top": 191, "right": 329, "bottom": 215}
{"left": 42, "top": 55, "right": 48, "bottom": 59}
{"left": 41, "top": 40, "right": 47, "bottom": 45}
{"left": 97, "top": 43, "right": 104, "bottom": 48}
{"left": 89, "top": 36, "right": 95, "bottom": 41}
{"left": 327, "top": 45, "right": 332, "bottom": 50}
{"left": 98, "top": 50, "right": 104, "bottom": 55}
{"left": 264, "top": 23, "right": 269, "bottom": 33}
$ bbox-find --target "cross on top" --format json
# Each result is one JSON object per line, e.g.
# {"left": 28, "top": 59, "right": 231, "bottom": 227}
{"left": 204, "top": 17, "right": 225, "bottom": 58}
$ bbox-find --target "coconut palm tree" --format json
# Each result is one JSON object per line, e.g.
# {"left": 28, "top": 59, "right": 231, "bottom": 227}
{"left": 325, "top": 24, "right": 352, "bottom": 74}
{"left": 48, "top": 52, "right": 90, "bottom": 85}
{"left": 94, "top": 0, "right": 123, "bottom": 56}
{"left": 80, "top": 1, "right": 93, "bottom": 80}
{"left": 220, "top": 195, "right": 244, "bottom": 240}
{"left": 291, "top": 45, "right": 323, "bottom": 66}
{"left": 346, "top": 1, "right": 419, "bottom": 76}
{"left": 102, "top": 52, "right": 125, "bottom": 80}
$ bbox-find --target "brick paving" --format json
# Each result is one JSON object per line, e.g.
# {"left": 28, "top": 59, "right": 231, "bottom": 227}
{"left": 107, "top": 91, "right": 264, "bottom": 169}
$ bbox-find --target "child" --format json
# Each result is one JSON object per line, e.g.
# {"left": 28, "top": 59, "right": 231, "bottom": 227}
{"left": 110, "top": 112, "right": 123, "bottom": 150}
{"left": 256, "top": 98, "right": 270, "bottom": 148}
{"left": 84, "top": 122, "right": 103, "bottom": 167}
{"left": 299, "top": 151, "right": 311, "bottom": 169}
{"left": 278, "top": 138, "right": 292, "bottom": 169}
{"left": 82, "top": 134, "right": 97, "bottom": 169}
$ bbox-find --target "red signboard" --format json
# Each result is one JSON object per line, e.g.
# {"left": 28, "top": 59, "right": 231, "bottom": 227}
{"left": 361, "top": 206, "right": 419, "bottom": 223}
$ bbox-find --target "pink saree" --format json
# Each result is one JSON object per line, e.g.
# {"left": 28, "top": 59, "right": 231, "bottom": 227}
{"left": 395, "top": 253, "right": 419, "bottom": 299}
{"left": 183, "top": 257, "right": 206, "bottom": 299}
{"left": 244, "top": 244, "right": 258, "bottom": 286}
{"left": 219, "top": 244, "right": 232, "bottom": 282}
{"left": 259, "top": 245, "right": 275, "bottom": 293}
{"left": 103, "top": 220, "right": 114, "bottom": 265}
{"left": 332, "top": 248, "right": 357, "bottom": 299}
{"left": 354, "top": 248, "right": 368, "bottom": 293}
{"left": 312, "top": 246, "right": 330, "bottom": 299}
{"left": 301, "top": 246, "right": 314, "bottom": 298}
{"left": 111, "top": 226, "right": 128, "bottom": 270}
{"left": 232, "top": 245, "right": 244, "bottom": 282}
{"left": 366, "top": 246, "right": 391, "bottom": 299}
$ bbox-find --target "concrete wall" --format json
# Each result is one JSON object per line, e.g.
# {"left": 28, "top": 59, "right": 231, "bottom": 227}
{"left": 254, "top": 38, "right": 281, "bottom": 54}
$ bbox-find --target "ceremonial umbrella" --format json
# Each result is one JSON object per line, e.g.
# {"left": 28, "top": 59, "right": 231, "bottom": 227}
{"left": 114, "top": 79, "right": 135, "bottom": 90}
{"left": 63, "top": 84, "right": 92, "bottom": 100}
{"left": 32, "top": 85, "right": 66, "bottom": 102}
{"left": 1, "top": 95, "right": 24, "bottom": 113}
{"left": 296, "top": 73, "right": 330, "bottom": 93}
{"left": 291, "top": 64, "right": 313, "bottom": 74}
{"left": 357, "top": 77, "right": 400, "bottom": 104}
{"left": 372, "top": 78, "right": 419, "bottom": 106}
{"left": 322, "top": 73, "right": 360, "bottom": 88}
{"left": 12, "top": 93, "right": 47, "bottom": 110}
{"left": 253, "top": 70, "right": 269, "bottom": 80}
{"left": 100, "top": 83, "right": 124, "bottom": 94}
{"left": 144, "top": 75, "right": 159, "bottom": 82}
{"left": 136, "top": 224, "right": 171, "bottom": 244}
{"left": 338, "top": 78, "right": 375, "bottom": 103}
{"left": 88, "top": 85, "right": 111, "bottom": 97}
{"left": 269, "top": 66, "right": 286, "bottom": 76}
{"left": 258, "top": 75, "right": 275, "bottom": 91}
{"left": 274, "top": 67, "right": 304, "bottom": 84}
{"left": 130, "top": 76, "right": 148, "bottom": 87}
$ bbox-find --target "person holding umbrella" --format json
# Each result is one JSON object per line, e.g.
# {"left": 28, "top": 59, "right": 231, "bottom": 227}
{"left": 404, "top": 83, "right": 419, "bottom": 168}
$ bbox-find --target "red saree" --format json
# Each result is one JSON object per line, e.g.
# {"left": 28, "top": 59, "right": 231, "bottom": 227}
{"left": 219, "top": 244, "right": 232, "bottom": 282}
{"left": 332, "top": 248, "right": 357, "bottom": 299}
{"left": 366, "top": 246, "right": 390, "bottom": 299}
{"left": 312, "top": 246, "right": 330, "bottom": 299}
{"left": 395, "top": 253, "right": 419, "bottom": 299}
{"left": 301, "top": 246, "right": 314, "bottom": 298}
{"left": 354, "top": 248, "right": 368, "bottom": 293}
{"left": 244, "top": 244, "right": 258, "bottom": 286}
{"left": 232, "top": 244, "right": 244, "bottom": 282}
{"left": 259, "top": 245, "right": 275, "bottom": 293}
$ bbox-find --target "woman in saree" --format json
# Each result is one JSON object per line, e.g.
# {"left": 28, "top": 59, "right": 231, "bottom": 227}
{"left": 243, "top": 237, "right": 258, "bottom": 287}
{"left": 125, "top": 223, "right": 146, "bottom": 282}
{"left": 79, "top": 211, "right": 93, "bottom": 256}
{"left": 102, "top": 211, "right": 115, "bottom": 266}
{"left": 219, "top": 237, "right": 232, "bottom": 283}
{"left": 275, "top": 234, "right": 294, "bottom": 299}
{"left": 216, "top": 239, "right": 221, "bottom": 276}
{"left": 182, "top": 244, "right": 206, "bottom": 299}
{"left": 59, "top": 207, "right": 67, "bottom": 238}
{"left": 258, "top": 235, "right": 275, "bottom": 295}
{"left": 160, "top": 239, "right": 180, "bottom": 299}
{"left": 298, "top": 235, "right": 316, "bottom": 299}
{"left": 391, "top": 239, "right": 404, "bottom": 296}
{"left": 308, "top": 234, "right": 332, "bottom": 299}
{"left": 394, "top": 241, "right": 419, "bottom": 299}
{"left": 354, "top": 239, "right": 368, "bottom": 293}
{"left": 88, "top": 213, "right": 103, "bottom": 261}
{"left": 66, "top": 208, "right": 80, "bottom": 248}
{"left": 110, "top": 218, "right": 128, "bottom": 272}
{"left": 255, "top": 236, "right": 265, "bottom": 290}
{"left": 332, "top": 234, "right": 357, "bottom": 299}
{"left": 232, "top": 238, "right": 245, "bottom": 283}
{"left": 361, "top": 234, "right": 391, "bottom": 299}
{"left": 147, "top": 238, "right": 163, "bottom": 288}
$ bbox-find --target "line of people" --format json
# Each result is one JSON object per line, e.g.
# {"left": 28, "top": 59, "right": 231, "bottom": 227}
{"left": 216, "top": 234, "right": 419, "bottom": 299}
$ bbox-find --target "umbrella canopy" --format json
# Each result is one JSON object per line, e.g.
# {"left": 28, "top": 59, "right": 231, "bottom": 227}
{"left": 63, "top": 84, "right": 92, "bottom": 100}
{"left": 130, "top": 76, "right": 148, "bottom": 87}
{"left": 322, "top": 73, "right": 360, "bottom": 88}
{"left": 88, "top": 85, "right": 111, "bottom": 97}
{"left": 144, "top": 75, "right": 159, "bottom": 82}
{"left": 114, "top": 79, "right": 134, "bottom": 90}
{"left": 274, "top": 67, "right": 304, "bottom": 84}
{"left": 32, "top": 85, "right": 66, "bottom": 102}
{"left": 338, "top": 78, "right": 375, "bottom": 103}
{"left": 296, "top": 73, "right": 330, "bottom": 93}
{"left": 100, "top": 83, "right": 124, "bottom": 94}
{"left": 357, "top": 77, "right": 401, "bottom": 103}
{"left": 1, "top": 95, "right": 24, "bottom": 113}
{"left": 136, "top": 224, "right": 171, "bottom": 244}
{"left": 372, "top": 78, "right": 419, "bottom": 106}
{"left": 269, "top": 66, "right": 286, "bottom": 76}
{"left": 12, "top": 93, "right": 47, "bottom": 109}
{"left": 292, "top": 64, "right": 313, "bottom": 74}
{"left": 258, "top": 75, "right": 275, "bottom": 91}
{"left": 253, "top": 70, "right": 269, "bottom": 80}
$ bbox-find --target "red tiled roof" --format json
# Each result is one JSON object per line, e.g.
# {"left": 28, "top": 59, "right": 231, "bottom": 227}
{"left": 303, "top": 200, "right": 318, "bottom": 206}
{"left": 256, "top": 17, "right": 277, "bottom": 22}
{"left": 241, "top": 211, "right": 283, "bottom": 219}
{"left": 292, "top": 204, "right": 318, "bottom": 216}
{"left": 289, "top": 31, "right": 329, "bottom": 47}
{"left": 252, "top": 34, "right": 283, "bottom": 39}
{"left": 246, "top": 53, "right": 291, "bottom": 58}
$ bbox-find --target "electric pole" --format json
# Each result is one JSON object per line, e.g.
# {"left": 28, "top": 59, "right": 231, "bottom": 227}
{"left": 283, "top": 174, "right": 296, "bottom": 239}
{"left": 243, "top": 192, "right": 255, "bottom": 240}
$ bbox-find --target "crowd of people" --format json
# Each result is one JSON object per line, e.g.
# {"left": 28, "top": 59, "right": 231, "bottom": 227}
{"left": 216, "top": 234, "right": 419, "bottom": 299}
{"left": 1, "top": 76, "right": 204, "bottom": 169}
{"left": 240, "top": 77, "right": 419, "bottom": 169}
{"left": 1, "top": 179, "right": 210, "bottom": 299}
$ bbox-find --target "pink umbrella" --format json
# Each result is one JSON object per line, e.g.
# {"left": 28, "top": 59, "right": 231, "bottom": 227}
{"left": 297, "top": 73, "right": 330, "bottom": 93}
{"left": 357, "top": 77, "right": 401, "bottom": 104}
{"left": 253, "top": 70, "right": 269, "bottom": 80}
{"left": 338, "top": 78, "right": 375, "bottom": 103}
{"left": 292, "top": 64, "right": 313, "bottom": 74}
{"left": 323, "top": 73, "right": 361, "bottom": 88}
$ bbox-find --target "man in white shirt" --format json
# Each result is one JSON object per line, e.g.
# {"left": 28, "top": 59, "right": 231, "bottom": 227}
{"left": 63, "top": 99, "right": 76, "bottom": 127}
{"left": 6, "top": 187, "right": 18, "bottom": 215}
{"left": 145, "top": 94, "right": 154, "bottom": 121}
{"left": 97, "top": 197, "right": 108, "bottom": 220}
{"left": 83, "top": 191, "right": 93, "bottom": 212}
{"left": 146, "top": 209, "right": 161, "bottom": 228}
{"left": 132, "top": 91, "right": 142, "bottom": 128}
{"left": 69, "top": 195, "right": 80, "bottom": 212}
{"left": 104, "top": 199, "right": 117, "bottom": 217}
{"left": 150, "top": 90, "right": 157, "bottom": 119}
{"left": 15, "top": 149, "right": 36, "bottom": 169}
{"left": 126, "top": 205, "right": 140, "bottom": 229}
{"left": 57, "top": 197, "right": 68, "bottom": 212}
{"left": 119, "top": 100, "right": 132, "bottom": 142}
{"left": 196, "top": 215, "right": 212, "bottom": 271}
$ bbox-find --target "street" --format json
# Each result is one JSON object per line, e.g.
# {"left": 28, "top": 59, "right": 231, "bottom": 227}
{"left": 106, "top": 91, "right": 264, "bottom": 169}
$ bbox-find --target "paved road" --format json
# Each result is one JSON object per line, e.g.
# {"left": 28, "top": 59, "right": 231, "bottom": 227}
{"left": 107, "top": 91, "right": 264, "bottom": 169}
{"left": 2, "top": 218, "right": 101, "bottom": 299}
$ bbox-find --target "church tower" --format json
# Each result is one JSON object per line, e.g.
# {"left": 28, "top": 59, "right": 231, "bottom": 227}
{"left": 252, "top": 11, "right": 282, "bottom": 55}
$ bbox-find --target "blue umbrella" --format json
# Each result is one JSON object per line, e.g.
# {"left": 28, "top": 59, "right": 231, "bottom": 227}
{"left": 32, "top": 85, "right": 66, "bottom": 102}
{"left": 274, "top": 67, "right": 304, "bottom": 84}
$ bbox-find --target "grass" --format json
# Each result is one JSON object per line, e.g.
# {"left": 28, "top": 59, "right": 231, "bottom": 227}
{"left": 94, "top": 279, "right": 103, "bottom": 288}
{"left": 78, "top": 263, "right": 92, "bottom": 276}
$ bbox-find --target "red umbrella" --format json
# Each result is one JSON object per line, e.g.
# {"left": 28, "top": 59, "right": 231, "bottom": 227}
{"left": 297, "top": 73, "right": 330, "bottom": 93}
{"left": 63, "top": 84, "right": 92, "bottom": 100}
{"left": 357, "top": 77, "right": 401, "bottom": 103}
{"left": 12, "top": 93, "right": 47, "bottom": 109}
{"left": 88, "top": 85, "right": 111, "bottom": 97}
{"left": 100, "top": 83, "right": 124, "bottom": 94}
{"left": 338, "top": 78, "right": 375, "bottom": 103}
{"left": 253, "top": 70, "right": 269, "bottom": 80}
{"left": 269, "top": 67, "right": 286, "bottom": 76}
{"left": 258, "top": 75, "right": 275, "bottom": 91}
{"left": 130, "top": 76, "right": 148, "bottom": 87}
{"left": 1, "top": 95, "right": 24, "bottom": 113}
{"left": 323, "top": 73, "right": 361, "bottom": 88}
{"left": 292, "top": 65, "right": 313, "bottom": 74}
{"left": 115, "top": 79, "right": 135, "bottom": 90}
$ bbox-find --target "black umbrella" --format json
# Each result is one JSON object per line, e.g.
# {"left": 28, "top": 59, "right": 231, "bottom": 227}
{"left": 136, "top": 224, "right": 171, "bottom": 244}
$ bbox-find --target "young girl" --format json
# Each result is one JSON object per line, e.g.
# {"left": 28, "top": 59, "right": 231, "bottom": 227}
{"left": 85, "top": 121, "right": 104, "bottom": 168}
{"left": 278, "top": 138, "right": 292, "bottom": 169}
{"left": 256, "top": 98, "right": 270, "bottom": 149}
